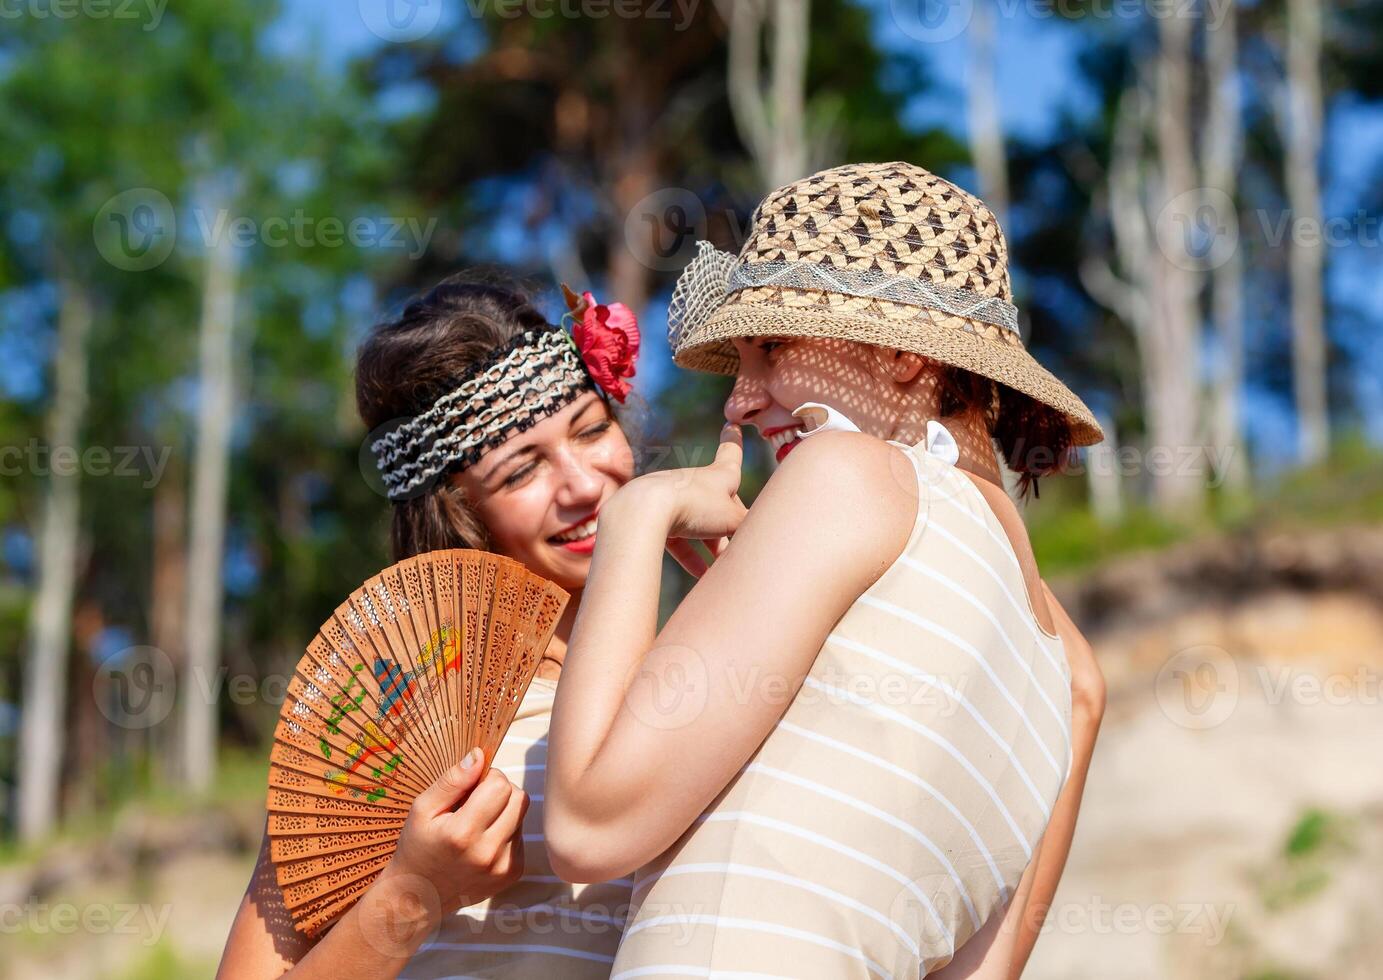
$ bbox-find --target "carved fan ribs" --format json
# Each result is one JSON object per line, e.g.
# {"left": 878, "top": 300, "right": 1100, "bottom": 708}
{"left": 264, "top": 549, "right": 569, "bottom": 936}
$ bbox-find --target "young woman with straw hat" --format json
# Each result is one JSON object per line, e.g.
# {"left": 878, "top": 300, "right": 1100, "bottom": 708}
{"left": 545, "top": 162, "right": 1106, "bottom": 977}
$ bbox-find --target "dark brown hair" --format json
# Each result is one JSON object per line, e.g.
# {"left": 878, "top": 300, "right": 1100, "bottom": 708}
{"left": 933, "top": 365, "right": 1075, "bottom": 499}
{"left": 356, "top": 271, "right": 598, "bottom": 561}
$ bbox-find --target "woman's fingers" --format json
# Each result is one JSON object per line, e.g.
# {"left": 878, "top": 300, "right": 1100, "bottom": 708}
{"left": 704, "top": 536, "right": 731, "bottom": 559}
{"left": 477, "top": 781, "right": 529, "bottom": 858}
{"left": 666, "top": 537, "right": 709, "bottom": 578}
{"left": 715, "top": 423, "right": 743, "bottom": 475}
{"left": 441, "top": 766, "right": 513, "bottom": 835}
{"left": 413, "top": 747, "right": 485, "bottom": 816}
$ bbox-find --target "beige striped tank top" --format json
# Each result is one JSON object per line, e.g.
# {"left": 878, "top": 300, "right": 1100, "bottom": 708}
{"left": 611, "top": 406, "right": 1072, "bottom": 979}
{"left": 402, "top": 676, "right": 632, "bottom": 979}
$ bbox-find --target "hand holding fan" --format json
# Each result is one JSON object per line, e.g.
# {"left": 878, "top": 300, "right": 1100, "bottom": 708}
{"left": 265, "top": 548, "right": 569, "bottom": 936}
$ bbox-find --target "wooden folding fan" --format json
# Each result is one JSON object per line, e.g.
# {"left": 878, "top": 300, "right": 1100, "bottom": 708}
{"left": 265, "top": 548, "right": 569, "bottom": 936}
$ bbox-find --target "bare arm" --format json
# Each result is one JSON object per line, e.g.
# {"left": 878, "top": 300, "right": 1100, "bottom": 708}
{"left": 1005, "top": 583, "right": 1105, "bottom": 977}
{"left": 544, "top": 428, "right": 916, "bottom": 881}
{"left": 217, "top": 831, "right": 441, "bottom": 980}
{"left": 928, "top": 848, "right": 1039, "bottom": 979}
{"left": 217, "top": 754, "right": 528, "bottom": 980}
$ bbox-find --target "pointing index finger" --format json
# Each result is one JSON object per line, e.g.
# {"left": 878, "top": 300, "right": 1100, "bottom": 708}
{"left": 715, "top": 423, "right": 743, "bottom": 469}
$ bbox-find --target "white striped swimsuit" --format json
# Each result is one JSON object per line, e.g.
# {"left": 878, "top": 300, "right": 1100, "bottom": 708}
{"left": 610, "top": 406, "right": 1072, "bottom": 979}
{"left": 402, "top": 676, "right": 632, "bottom": 979}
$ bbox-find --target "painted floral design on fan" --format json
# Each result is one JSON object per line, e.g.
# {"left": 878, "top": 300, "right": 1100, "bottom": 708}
{"left": 376, "top": 658, "right": 420, "bottom": 720}
{"left": 322, "top": 663, "right": 367, "bottom": 747}
{"left": 316, "top": 665, "right": 406, "bottom": 802}
{"left": 324, "top": 723, "right": 403, "bottom": 803}
{"left": 417, "top": 623, "right": 462, "bottom": 678}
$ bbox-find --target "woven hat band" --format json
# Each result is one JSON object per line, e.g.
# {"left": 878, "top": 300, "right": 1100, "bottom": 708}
{"left": 726, "top": 260, "right": 1020, "bottom": 337}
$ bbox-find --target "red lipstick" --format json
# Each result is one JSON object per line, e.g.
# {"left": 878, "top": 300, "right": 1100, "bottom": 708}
{"left": 549, "top": 510, "right": 599, "bottom": 555}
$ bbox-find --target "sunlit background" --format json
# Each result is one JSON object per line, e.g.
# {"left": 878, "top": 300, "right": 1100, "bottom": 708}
{"left": 1, "top": 1, "right": 1381, "bottom": 977}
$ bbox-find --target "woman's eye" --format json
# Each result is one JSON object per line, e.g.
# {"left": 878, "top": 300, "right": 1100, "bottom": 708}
{"left": 502, "top": 462, "right": 537, "bottom": 487}
{"left": 758, "top": 339, "right": 784, "bottom": 354}
{"left": 580, "top": 420, "right": 612, "bottom": 440}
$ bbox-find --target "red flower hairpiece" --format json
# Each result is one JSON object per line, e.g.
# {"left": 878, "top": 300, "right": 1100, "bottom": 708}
{"left": 561, "top": 284, "right": 640, "bottom": 403}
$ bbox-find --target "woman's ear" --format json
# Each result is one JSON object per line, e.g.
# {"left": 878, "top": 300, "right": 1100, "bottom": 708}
{"left": 867, "top": 347, "right": 926, "bottom": 384}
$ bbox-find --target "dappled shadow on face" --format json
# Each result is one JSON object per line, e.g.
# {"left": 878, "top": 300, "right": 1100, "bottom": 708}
{"left": 727, "top": 336, "right": 991, "bottom": 456}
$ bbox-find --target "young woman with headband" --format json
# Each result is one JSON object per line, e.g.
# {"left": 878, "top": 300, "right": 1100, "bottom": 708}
{"left": 218, "top": 274, "right": 643, "bottom": 979}
{"left": 546, "top": 163, "right": 1106, "bottom": 978}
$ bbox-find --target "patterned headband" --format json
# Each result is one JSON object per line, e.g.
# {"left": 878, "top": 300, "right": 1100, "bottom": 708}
{"left": 371, "top": 327, "right": 592, "bottom": 500}
{"left": 371, "top": 289, "right": 641, "bottom": 501}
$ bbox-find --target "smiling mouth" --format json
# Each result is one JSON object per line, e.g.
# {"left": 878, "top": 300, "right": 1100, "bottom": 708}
{"left": 762, "top": 424, "right": 804, "bottom": 457}
{"left": 548, "top": 512, "right": 598, "bottom": 545}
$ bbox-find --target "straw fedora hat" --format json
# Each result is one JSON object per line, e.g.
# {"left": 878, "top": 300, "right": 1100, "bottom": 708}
{"left": 667, "top": 161, "right": 1103, "bottom": 446}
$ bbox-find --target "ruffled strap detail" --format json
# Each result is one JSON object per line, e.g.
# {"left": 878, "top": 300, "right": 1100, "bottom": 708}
{"left": 791, "top": 402, "right": 960, "bottom": 465}
{"left": 792, "top": 401, "right": 861, "bottom": 436}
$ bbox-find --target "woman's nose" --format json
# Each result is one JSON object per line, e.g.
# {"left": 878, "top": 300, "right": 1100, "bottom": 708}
{"left": 724, "top": 373, "right": 770, "bottom": 426}
{"left": 552, "top": 448, "right": 605, "bottom": 508}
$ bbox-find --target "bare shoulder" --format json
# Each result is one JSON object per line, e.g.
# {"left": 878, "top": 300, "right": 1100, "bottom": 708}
{"left": 770, "top": 429, "right": 918, "bottom": 497}
{"left": 744, "top": 429, "right": 919, "bottom": 578}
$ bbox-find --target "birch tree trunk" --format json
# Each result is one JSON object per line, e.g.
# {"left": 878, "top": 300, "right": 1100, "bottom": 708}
{"left": 1086, "top": 413, "right": 1125, "bottom": 525}
{"left": 180, "top": 214, "right": 239, "bottom": 792}
{"left": 1284, "top": 0, "right": 1329, "bottom": 465}
{"left": 1150, "top": 11, "right": 1205, "bottom": 513}
{"left": 16, "top": 280, "right": 91, "bottom": 842}
{"left": 717, "top": 0, "right": 812, "bottom": 191}
{"left": 967, "top": 0, "right": 1009, "bottom": 225}
{"left": 767, "top": 0, "right": 809, "bottom": 189}
{"left": 1203, "top": 0, "right": 1248, "bottom": 491}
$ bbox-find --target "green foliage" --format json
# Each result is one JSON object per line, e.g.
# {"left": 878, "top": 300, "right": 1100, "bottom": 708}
{"left": 1254, "top": 807, "right": 1355, "bottom": 913}
{"left": 1028, "top": 501, "right": 1189, "bottom": 574}
{"left": 111, "top": 941, "right": 216, "bottom": 980}
{"left": 1025, "top": 432, "right": 1383, "bottom": 575}
{"left": 1285, "top": 808, "right": 1332, "bottom": 858}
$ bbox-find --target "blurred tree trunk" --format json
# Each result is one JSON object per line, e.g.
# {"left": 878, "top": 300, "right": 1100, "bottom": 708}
{"left": 67, "top": 598, "right": 104, "bottom": 816}
{"left": 1150, "top": 12, "right": 1205, "bottom": 513}
{"left": 150, "top": 447, "right": 187, "bottom": 782}
{"left": 1086, "top": 412, "right": 1125, "bottom": 526}
{"left": 1079, "top": 82, "right": 1153, "bottom": 513}
{"left": 967, "top": 0, "right": 1009, "bottom": 225}
{"left": 1203, "top": 0, "right": 1248, "bottom": 491}
{"left": 180, "top": 206, "right": 240, "bottom": 792}
{"left": 718, "top": 0, "right": 811, "bottom": 190}
{"left": 1284, "top": 0, "right": 1328, "bottom": 465}
{"left": 16, "top": 279, "right": 91, "bottom": 842}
